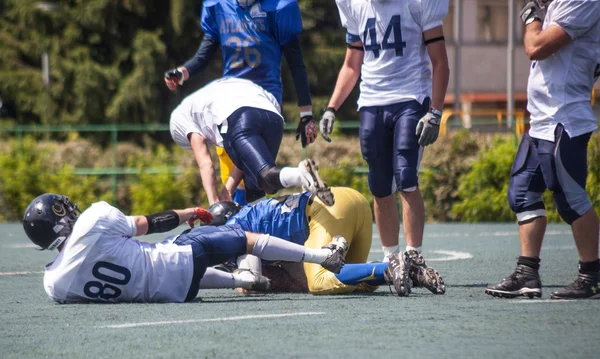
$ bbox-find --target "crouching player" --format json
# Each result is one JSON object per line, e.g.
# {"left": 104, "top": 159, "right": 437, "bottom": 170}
{"left": 170, "top": 77, "right": 332, "bottom": 206}
{"left": 209, "top": 187, "right": 445, "bottom": 296}
{"left": 23, "top": 194, "right": 346, "bottom": 304}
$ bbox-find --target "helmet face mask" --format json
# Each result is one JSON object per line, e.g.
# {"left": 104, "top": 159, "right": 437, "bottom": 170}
{"left": 23, "top": 194, "right": 81, "bottom": 250}
{"left": 207, "top": 201, "right": 243, "bottom": 226}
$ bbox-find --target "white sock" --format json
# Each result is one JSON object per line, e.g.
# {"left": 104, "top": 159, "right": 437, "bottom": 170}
{"left": 233, "top": 270, "right": 258, "bottom": 290}
{"left": 279, "top": 167, "right": 302, "bottom": 188}
{"left": 237, "top": 254, "right": 262, "bottom": 275}
{"left": 406, "top": 245, "right": 422, "bottom": 253}
{"left": 302, "top": 247, "right": 332, "bottom": 264}
{"left": 198, "top": 268, "right": 235, "bottom": 289}
{"left": 382, "top": 245, "right": 399, "bottom": 260}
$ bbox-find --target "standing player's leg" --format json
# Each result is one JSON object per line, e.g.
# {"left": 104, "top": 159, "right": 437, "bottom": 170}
{"left": 392, "top": 100, "right": 445, "bottom": 295}
{"left": 543, "top": 127, "right": 599, "bottom": 299}
{"left": 359, "top": 106, "right": 400, "bottom": 258}
{"left": 485, "top": 133, "right": 545, "bottom": 298}
{"left": 223, "top": 107, "right": 333, "bottom": 205}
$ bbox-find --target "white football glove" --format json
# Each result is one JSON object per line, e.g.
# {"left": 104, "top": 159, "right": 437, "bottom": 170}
{"left": 520, "top": 1, "right": 545, "bottom": 26}
{"left": 319, "top": 107, "right": 336, "bottom": 142}
{"left": 416, "top": 111, "right": 441, "bottom": 147}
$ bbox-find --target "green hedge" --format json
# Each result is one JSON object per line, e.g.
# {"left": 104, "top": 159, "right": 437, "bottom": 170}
{"left": 0, "top": 132, "right": 598, "bottom": 222}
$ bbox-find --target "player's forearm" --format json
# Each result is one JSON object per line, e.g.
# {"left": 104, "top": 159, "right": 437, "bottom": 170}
{"left": 133, "top": 208, "right": 200, "bottom": 236}
{"left": 430, "top": 60, "right": 449, "bottom": 111}
{"left": 523, "top": 22, "right": 570, "bottom": 61}
{"left": 327, "top": 63, "right": 360, "bottom": 110}
{"left": 182, "top": 36, "right": 219, "bottom": 78}
{"left": 282, "top": 37, "right": 312, "bottom": 108}
{"left": 199, "top": 161, "right": 220, "bottom": 205}
{"left": 224, "top": 166, "right": 244, "bottom": 195}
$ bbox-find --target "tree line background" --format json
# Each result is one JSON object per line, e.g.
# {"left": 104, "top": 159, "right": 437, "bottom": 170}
{"left": 0, "top": 0, "right": 353, "bottom": 128}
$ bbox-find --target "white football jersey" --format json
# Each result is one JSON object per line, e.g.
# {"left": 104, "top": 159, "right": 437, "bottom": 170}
{"left": 335, "top": 0, "right": 448, "bottom": 109}
{"left": 527, "top": 0, "right": 600, "bottom": 141}
{"left": 43, "top": 202, "right": 195, "bottom": 303}
{"left": 170, "top": 77, "right": 282, "bottom": 150}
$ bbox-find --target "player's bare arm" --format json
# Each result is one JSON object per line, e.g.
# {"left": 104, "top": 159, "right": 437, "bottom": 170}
{"left": 424, "top": 26, "right": 450, "bottom": 115}
{"left": 327, "top": 42, "right": 363, "bottom": 111}
{"left": 189, "top": 132, "right": 220, "bottom": 205}
{"left": 221, "top": 165, "right": 245, "bottom": 202}
{"left": 523, "top": 22, "right": 571, "bottom": 60}
{"left": 319, "top": 43, "right": 363, "bottom": 142}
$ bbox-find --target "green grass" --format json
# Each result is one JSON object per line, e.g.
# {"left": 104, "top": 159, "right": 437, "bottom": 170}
{"left": 1, "top": 223, "right": 598, "bottom": 358}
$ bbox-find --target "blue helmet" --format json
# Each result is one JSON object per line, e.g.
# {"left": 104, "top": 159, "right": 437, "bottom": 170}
{"left": 23, "top": 194, "right": 81, "bottom": 250}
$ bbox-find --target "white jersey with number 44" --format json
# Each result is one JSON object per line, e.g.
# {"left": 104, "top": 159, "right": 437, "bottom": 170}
{"left": 335, "top": 0, "right": 448, "bottom": 109}
{"left": 43, "top": 202, "right": 195, "bottom": 303}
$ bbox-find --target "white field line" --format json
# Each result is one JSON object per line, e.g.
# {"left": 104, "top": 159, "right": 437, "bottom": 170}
{"left": 98, "top": 312, "right": 326, "bottom": 329}
{"left": 511, "top": 299, "right": 578, "bottom": 304}
{"left": 0, "top": 271, "right": 44, "bottom": 276}
{"left": 2, "top": 243, "right": 38, "bottom": 248}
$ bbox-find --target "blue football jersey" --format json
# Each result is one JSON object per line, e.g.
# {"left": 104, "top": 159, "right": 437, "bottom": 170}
{"left": 227, "top": 192, "right": 311, "bottom": 247}
{"left": 201, "top": 0, "right": 303, "bottom": 104}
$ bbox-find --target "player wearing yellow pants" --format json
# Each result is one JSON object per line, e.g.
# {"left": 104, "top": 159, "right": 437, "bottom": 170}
{"left": 211, "top": 187, "right": 406, "bottom": 295}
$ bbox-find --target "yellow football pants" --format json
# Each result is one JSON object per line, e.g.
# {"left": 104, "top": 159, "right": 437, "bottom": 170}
{"left": 217, "top": 147, "right": 244, "bottom": 188}
{"left": 304, "top": 187, "right": 374, "bottom": 295}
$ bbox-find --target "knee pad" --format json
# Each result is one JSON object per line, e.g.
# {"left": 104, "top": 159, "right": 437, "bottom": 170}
{"left": 508, "top": 187, "right": 546, "bottom": 224}
{"left": 554, "top": 190, "right": 592, "bottom": 225}
{"left": 394, "top": 167, "right": 418, "bottom": 192}
{"left": 257, "top": 167, "right": 282, "bottom": 194}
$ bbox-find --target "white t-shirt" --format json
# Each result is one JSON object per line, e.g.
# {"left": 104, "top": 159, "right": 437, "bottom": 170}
{"left": 170, "top": 77, "right": 282, "bottom": 150}
{"left": 335, "top": 0, "right": 448, "bottom": 109}
{"left": 527, "top": 0, "right": 600, "bottom": 141}
{"left": 43, "top": 202, "right": 195, "bottom": 303}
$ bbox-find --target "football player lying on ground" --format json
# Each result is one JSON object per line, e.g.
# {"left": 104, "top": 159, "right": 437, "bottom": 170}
{"left": 208, "top": 187, "right": 445, "bottom": 296}
{"left": 22, "top": 194, "right": 346, "bottom": 304}
{"left": 170, "top": 77, "right": 332, "bottom": 207}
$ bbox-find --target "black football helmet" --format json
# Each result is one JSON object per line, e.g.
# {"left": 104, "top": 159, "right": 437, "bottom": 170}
{"left": 23, "top": 194, "right": 81, "bottom": 250}
{"left": 207, "top": 201, "right": 243, "bottom": 226}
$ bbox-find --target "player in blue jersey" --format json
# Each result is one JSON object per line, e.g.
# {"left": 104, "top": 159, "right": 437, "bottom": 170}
{"left": 165, "top": 0, "right": 317, "bottom": 204}
{"left": 208, "top": 187, "right": 445, "bottom": 296}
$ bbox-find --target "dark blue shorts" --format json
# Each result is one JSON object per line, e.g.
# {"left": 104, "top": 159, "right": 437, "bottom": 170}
{"left": 222, "top": 107, "right": 284, "bottom": 202}
{"left": 359, "top": 99, "right": 428, "bottom": 197}
{"left": 508, "top": 124, "right": 592, "bottom": 224}
{"left": 174, "top": 224, "right": 247, "bottom": 301}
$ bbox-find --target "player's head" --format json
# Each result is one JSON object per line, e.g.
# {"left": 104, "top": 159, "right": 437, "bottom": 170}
{"left": 237, "top": 0, "right": 257, "bottom": 7}
{"left": 207, "top": 201, "right": 243, "bottom": 226}
{"left": 23, "top": 194, "right": 81, "bottom": 250}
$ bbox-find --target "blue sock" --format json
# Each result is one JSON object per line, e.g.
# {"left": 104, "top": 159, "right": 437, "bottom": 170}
{"left": 334, "top": 262, "right": 388, "bottom": 286}
{"left": 233, "top": 189, "right": 247, "bottom": 205}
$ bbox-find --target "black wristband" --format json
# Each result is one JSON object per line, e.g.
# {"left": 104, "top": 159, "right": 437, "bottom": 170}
{"left": 325, "top": 107, "right": 337, "bottom": 114}
{"left": 145, "top": 210, "right": 180, "bottom": 234}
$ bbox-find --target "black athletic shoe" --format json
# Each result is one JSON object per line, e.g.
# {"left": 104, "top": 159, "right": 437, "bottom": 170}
{"left": 320, "top": 236, "right": 347, "bottom": 274}
{"left": 551, "top": 273, "right": 600, "bottom": 300}
{"left": 384, "top": 251, "right": 411, "bottom": 297}
{"left": 407, "top": 250, "right": 446, "bottom": 295}
{"left": 485, "top": 264, "right": 542, "bottom": 299}
{"left": 213, "top": 259, "right": 238, "bottom": 273}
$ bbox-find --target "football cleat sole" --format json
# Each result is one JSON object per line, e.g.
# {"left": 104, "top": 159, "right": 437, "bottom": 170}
{"left": 299, "top": 159, "right": 335, "bottom": 206}
{"left": 484, "top": 287, "right": 542, "bottom": 299}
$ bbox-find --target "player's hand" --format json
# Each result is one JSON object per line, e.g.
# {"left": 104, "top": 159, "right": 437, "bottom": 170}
{"left": 416, "top": 111, "right": 441, "bottom": 147}
{"left": 188, "top": 207, "right": 213, "bottom": 228}
{"left": 520, "top": 1, "right": 544, "bottom": 26}
{"left": 164, "top": 68, "right": 185, "bottom": 91}
{"left": 295, "top": 114, "right": 317, "bottom": 148}
{"left": 218, "top": 187, "right": 233, "bottom": 203}
{"left": 319, "top": 108, "right": 336, "bottom": 143}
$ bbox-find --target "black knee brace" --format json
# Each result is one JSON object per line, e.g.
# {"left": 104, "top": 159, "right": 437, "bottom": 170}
{"left": 257, "top": 167, "right": 283, "bottom": 194}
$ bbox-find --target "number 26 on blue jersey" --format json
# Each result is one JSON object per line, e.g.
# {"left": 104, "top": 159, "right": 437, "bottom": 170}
{"left": 363, "top": 15, "right": 406, "bottom": 58}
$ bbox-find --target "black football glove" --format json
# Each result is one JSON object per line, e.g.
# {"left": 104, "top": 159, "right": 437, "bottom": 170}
{"left": 295, "top": 114, "right": 317, "bottom": 148}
